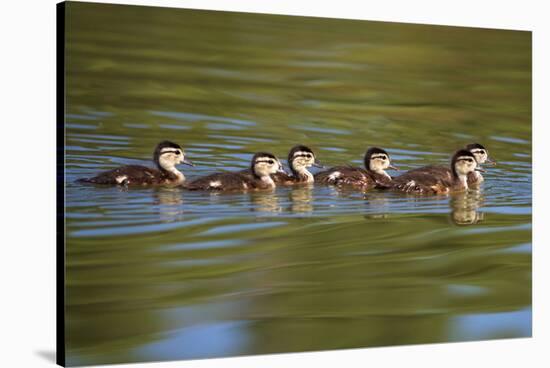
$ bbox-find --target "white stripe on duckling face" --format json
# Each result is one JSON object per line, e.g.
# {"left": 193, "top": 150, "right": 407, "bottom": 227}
{"left": 470, "top": 149, "right": 488, "bottom": 164}
{"left": 370, "top": 154, "right": 388, "bottom": 160}
{"left": 160, "top": 147, "right": 182, "bottom": 153}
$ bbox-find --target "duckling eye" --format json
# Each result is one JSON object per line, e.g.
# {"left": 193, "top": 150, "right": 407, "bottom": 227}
{"left": 267, "top": 160, "right": 274, "bottom": 165}
{"left": 306, "top": 154, "right": 312, "bottom": 158}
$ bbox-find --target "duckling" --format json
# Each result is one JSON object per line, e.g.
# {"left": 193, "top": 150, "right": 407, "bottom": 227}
{"left": 403, "top": 143, "right": 495, "bottom": 186}
{"left": 314, "top": 147, "right": 397, "bottom": 189}
{"left": 185, "top": 152, "right": 284, "bottom": 191}
{"left": 77, "top": 141, "right": 194, "bottom": 186}
{"left": 272, "top": 145, "right": 323, "bottom": 184}
{"left": 465, "top": 143, "right": 496, "bottom": 184}
{"left": 391, "top": 149, "right": 482, "bottom": 194}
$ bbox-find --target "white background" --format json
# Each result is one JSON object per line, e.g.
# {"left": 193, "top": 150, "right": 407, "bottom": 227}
{"left": 1, "top": 0, "right": 547, "bottom": 367}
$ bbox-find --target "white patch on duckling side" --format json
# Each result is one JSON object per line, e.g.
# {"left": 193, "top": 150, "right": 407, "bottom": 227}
{"left": 328, "top": 171, "right": 341, "bottom": 181}
{"left": 115, "top": 175, "right": 128, "bottom": 184}
{"left": 209, "top": 181, "right": 222, "bottom": 188}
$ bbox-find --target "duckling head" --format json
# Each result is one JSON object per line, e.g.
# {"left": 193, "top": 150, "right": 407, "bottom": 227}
{"left": 365, "top": 147, "right": 397, "bottom": 177}
{"left": 287, "top": 144, "right": 323, "bottom": 173}
{"left": 154, "top": 141, "right": 194, "bottom": 172}
{"left": 251, "top": 152, "right": 284, "bottom": 178}
{"left": 465, "top": 143, "right": 495, "bottom": 166}
{"left": 452, "top": 149, "right": 480, "bottom": 184}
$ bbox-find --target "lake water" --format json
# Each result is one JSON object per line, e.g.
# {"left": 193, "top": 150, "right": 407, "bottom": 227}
{"left": 63, "top": 3, "right": 532, "bottom": 366}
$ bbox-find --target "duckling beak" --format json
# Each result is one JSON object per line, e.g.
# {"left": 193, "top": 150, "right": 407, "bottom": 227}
{"left": 312, "top": 161, "right": 324, "bottom": 168}
{"left": 486, "top": 157, "right": 497, "bottom": 166}
{"left": 389, "top": 164, "right": 399, "bottom": 171}
{"left": 182, "top": 158, "right": 195, "bottom": 166}
{"left": 475, "top": 167, "right": 486, "bottom": 172}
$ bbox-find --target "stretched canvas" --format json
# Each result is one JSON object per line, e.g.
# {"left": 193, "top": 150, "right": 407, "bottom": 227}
{"left": 57, "top": 1, "right": 532, "bottom": 366}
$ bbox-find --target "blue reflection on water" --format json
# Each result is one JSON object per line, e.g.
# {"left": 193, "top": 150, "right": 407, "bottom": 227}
{"left": 136, "top": 321, "right": 250, "bottom": 360}
{"left": 450, "top": 308, "right": 532, "bottom": 341}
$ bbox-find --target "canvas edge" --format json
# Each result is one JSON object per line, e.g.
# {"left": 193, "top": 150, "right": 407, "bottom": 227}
{"left": 56, "top": 1, "right": 66, "bottom": 367}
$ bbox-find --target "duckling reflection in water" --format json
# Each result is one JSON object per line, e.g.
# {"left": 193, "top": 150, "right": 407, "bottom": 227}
{"left": 153, "top": 187, "right": 185, "bottom": 222}
{"left": 248, "top": 186, "right": 315, "bottom": 214}
{"left": 288, "top": 185, "right": 314, "bottom": 213}
{"left": 450, "top": 190, "right": 485, "bottom": 225}
{"left": 249, "top": 191, "right": 282, "bottom": 213}
{"left": 153, "top": 187, "right": 184, "bottom": 206}
{"left": 363, "top": 190, "right": 391, "bottom": 214}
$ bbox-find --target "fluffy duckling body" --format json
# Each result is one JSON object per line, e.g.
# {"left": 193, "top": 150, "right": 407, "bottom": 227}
{"left": 391, "top": 149, "right": 481, "bottom": 194}
{"left": 404, "top": 143, "right": 494, "bottom": 186}
{"left": 77, "top": 141, "right": 193, "bottom": 186}
{"left": 314, "top": 147, "right": 396, "bottom": 189}
{"left": 186, "top": 152, "right": 284, "bottom": 191}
